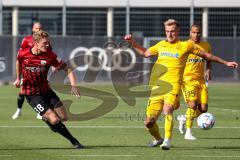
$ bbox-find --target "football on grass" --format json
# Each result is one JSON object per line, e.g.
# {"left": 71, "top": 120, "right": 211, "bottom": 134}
{"left": 197, "top": 113, "right": 215, "bottom": 130}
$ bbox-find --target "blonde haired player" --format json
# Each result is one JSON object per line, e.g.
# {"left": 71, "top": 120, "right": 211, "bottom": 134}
{"left": 177, "top": 24, "right": 212, "bottom": 140}
{"left": 12, "top": 22, "right": 44, "bottom": 120}
{"left": 124, "top": 19, "right": 238, "bottom": 150}
{"left": 14, "top": 30, "right": 84, "bottom": 148}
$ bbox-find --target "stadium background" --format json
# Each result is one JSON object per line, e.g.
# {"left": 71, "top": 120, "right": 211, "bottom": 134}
{"left": 0, "top": 1, "right": 240, "bottom": 159}
{"left": 0, "top": 0, "right": 239, "bottom": 83}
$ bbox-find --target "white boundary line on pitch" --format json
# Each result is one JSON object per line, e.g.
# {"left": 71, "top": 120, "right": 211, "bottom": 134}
{"left": 0, "top": 125, "right": 240, "bottom": 129}
{"left": 211, "top": 107, "right": 240, "bottom": 113}
{"left": 187, "top": 155, "right": 240, "bottom": 158}
{"left": 0, "top": 155, "right": 14, "bottom": 157}
{"left": 59, "top": 155, "right": 240, "bottom": 158}
{"left": 59, "top": 154, "right": 139, "bottom": 157}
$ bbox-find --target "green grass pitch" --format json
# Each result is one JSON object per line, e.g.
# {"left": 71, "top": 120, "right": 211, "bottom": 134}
{"left": 0, "top": 83, "right": 240, "bottom": 160}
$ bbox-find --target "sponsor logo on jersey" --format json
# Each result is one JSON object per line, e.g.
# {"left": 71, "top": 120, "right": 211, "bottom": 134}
{"left": 160, "top": 52, "right": 179, "bottom": 58}
{"left": 188, "top": 58, "right": 204, "bottom": 63}
{"left": 25, "top": 66, "right": 45, "bottom": 72}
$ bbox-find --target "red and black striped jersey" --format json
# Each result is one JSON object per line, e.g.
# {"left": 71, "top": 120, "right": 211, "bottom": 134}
{"left": 20, "top": 35, "right": 34, "bottom": 49}
{"left": 18, "top": 48, "right": 65, "bottom": 95}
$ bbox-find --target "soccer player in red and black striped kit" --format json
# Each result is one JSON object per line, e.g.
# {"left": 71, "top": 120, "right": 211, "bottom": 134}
{"left": 13, "top": 30, "right": 84, "bottom": 148}
{"left": 12, "top": 22, "right": 52, "bottom": 119}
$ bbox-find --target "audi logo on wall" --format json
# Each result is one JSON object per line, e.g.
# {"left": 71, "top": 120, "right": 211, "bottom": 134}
{"left": 69, "top": 47, "right": 137, "bottom": 72}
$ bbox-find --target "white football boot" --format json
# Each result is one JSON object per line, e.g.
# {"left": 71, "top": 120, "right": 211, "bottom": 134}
{"left": 148, "top": 138, "right": 164, "bottom": 147}
{"left": 12, "top": 109, "right": 22, "bottom": 119}
{"left": 177, "top": 115, "right": 186, "bottom": 134}
{"left": 160, "top": 139, "right": 171, "bottom": 150}
{"left": 184, "top": 128, "right": 196, "bottom": 140}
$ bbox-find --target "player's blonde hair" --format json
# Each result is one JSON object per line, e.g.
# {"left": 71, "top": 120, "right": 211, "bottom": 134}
{"left": 33, "top": 30, "right": 49, "bottom": 42}
{"left": 164, "top": 19, "right": 179, "bottom": 28}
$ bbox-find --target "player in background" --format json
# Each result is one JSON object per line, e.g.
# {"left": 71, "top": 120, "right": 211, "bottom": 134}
{"left": 124, "top": 19, "right": 238, "bottom": 150}
{"left": 13, "top": 30, "right": 84, "bottom": 148}
{"left": 177, "top": 24, "right": 212, "bottom": 140}
{"left": 12, "top": 22, "right": 51, "bottom": 120}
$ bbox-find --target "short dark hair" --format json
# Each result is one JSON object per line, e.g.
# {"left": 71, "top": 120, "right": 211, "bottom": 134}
{"left": 190, "top": 24, "right": 201, "bottom": 30}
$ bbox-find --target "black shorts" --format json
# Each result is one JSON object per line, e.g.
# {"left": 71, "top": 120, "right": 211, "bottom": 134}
{"left": 25, "top": 89, "right": 63, "bottom": 116}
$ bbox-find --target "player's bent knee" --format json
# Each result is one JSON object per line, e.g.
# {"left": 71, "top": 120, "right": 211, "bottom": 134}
{"left": 200, "top": 107, "right": 208, "bottom": 113}
{"left": 43, "top": 112, "right": 60, "bottom": 125}
{"left": 56, "top": 112, "right": 68, "bottom": 122}
{"left": 60, "top": 112, "right": 68, "bottom": 121}
{"left": 163, "top": 105, "right": 174, "bottom": 114}
{"left": 54, "top": 106, "right": 68, "bottom": 121}
{"left": 61, "top": 115, "right": 68, "bottom": 122}
{"left": 144, "top": 117, "right": 156, "bottom": 128}
{"left": 145, "top": 121, "right": 155, "bottom": 129}
{"left": 49, "top": 117, "right": 60, "bottom": 125}
{"left": 199, "top": 104, "right": 208, "bottom": 113}
{"left": 187, "top": 101, "right": 197, "bottom": 109}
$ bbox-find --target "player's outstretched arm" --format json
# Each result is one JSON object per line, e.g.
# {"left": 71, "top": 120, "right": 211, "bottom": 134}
{"left": 64, "top": 66, "right": 80, "bottom": 98}
{"left": 205, "top": 61, "right": 212, "bottom": 81}
{"left": 13, "top": 60, "right": 22, "bottom": 88}
{"left": 124, "top": 34, "right": 153, "bottom": 57}
{"left": 198, "top": 51, "right": 238, "bottom": 69}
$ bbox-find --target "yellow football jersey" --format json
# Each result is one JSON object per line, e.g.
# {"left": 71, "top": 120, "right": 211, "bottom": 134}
{"left": 183, "top": 41, "right": 211, "bottom": 82}
{"left": 148, "top": 40, "right": 199, "bottom": 94}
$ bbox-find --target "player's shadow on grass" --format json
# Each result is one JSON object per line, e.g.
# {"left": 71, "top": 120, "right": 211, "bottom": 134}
{"left": 174, "top": 146, "right": 240, "bottom": 150}
{"left": 0, "top": 147, "right": 89, "bottom": 151}
{"left": 0, "top": 145, "right": 146, "bottom": 151}
{"left": 1, "top": 145, "right": 240, "bottom": 151}
{"left": 199, "top": 137, "right": 240, "bottom": 140}
{"left": 85, "top": 145, "right": 147, "bottom": 149}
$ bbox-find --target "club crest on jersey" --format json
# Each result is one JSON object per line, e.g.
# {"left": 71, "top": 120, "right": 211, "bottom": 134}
{"left": 41, "top": 60, "right": 47, "bottom": 65}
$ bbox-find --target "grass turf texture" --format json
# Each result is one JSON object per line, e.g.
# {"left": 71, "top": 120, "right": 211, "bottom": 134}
{"left": 0, "top": 83, "right": 240, "bottom": 160}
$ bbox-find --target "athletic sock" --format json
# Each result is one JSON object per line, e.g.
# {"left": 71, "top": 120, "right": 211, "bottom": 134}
{"left": 186, "top": 108, "right": 197, "bottom": 128}
{"left": 53, "top": 121, "right": 78, "bottom": 144}
{"left": 42, "top": 119, "right": 78, "bottom": 144}
{"left": 165, "top": 114, "right": 173, "bottom": 139}
{"left": 147, "top": 122, "right": 161, "bottom": 140}
{"left": 17, "top": 94, "right": 25, "bottom": 109}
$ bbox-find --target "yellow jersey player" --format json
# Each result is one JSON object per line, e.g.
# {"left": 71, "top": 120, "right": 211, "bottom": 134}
{"left": 124, "top": 19, "right": 238, "bottom": 150}
{"left": 177, "top": 24, "right": 212, "bottom": 140}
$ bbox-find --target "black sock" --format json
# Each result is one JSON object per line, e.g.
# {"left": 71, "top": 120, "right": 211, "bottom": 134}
{"left": 42, "top": 118, "right": 56, "bottom": 132}
{"left": 44, "top": 120, "right": 78, "bottom": 144}
{"left": 55, "top": 121, "right": 79, "bottom": 144}
{"left": 17, "top": 94, "right": 25, "bottom": 109}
